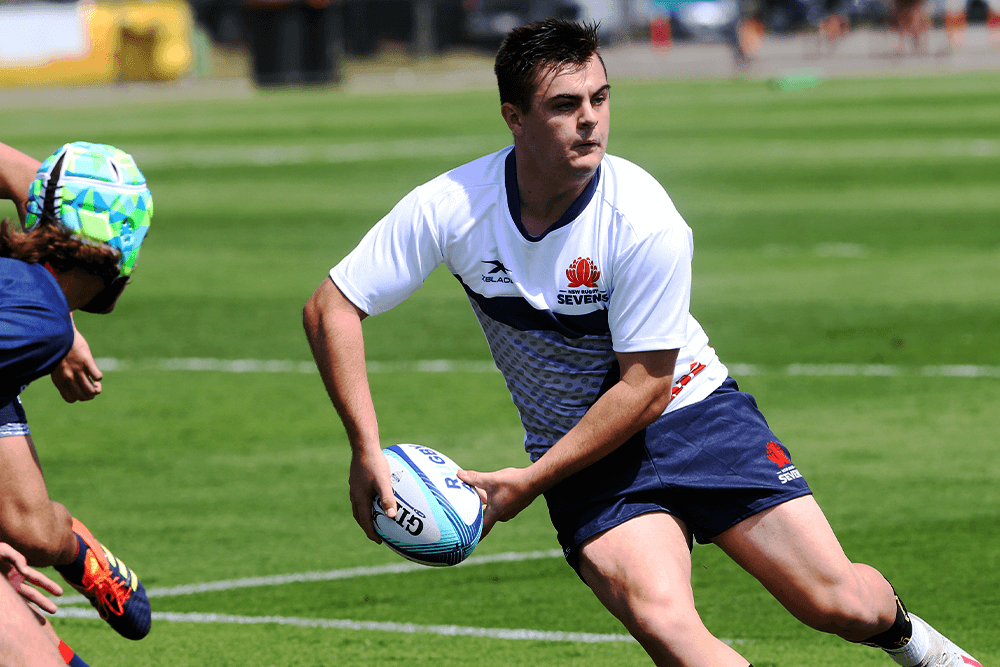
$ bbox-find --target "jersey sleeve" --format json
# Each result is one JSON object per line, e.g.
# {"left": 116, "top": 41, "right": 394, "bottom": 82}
{"left": 607, "top": 205, "right": 693, "bottom": 354}
{"left": 0, "top": 261, "right": 74, "bottom": 394}
{"left": 329, "top": 187, "right": 445, "bottom": 316}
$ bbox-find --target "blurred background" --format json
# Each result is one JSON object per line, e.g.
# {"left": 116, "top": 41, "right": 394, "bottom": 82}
{"left": 0, "top": 0, "right": 996, "bottom": 92}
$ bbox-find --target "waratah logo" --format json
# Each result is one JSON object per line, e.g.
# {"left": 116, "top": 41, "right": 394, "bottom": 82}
{"left": 765, "top": 441, "right": 791, "bottom": 467}
{"left": 566, "top": 257, "right": 601, "bottom": 288}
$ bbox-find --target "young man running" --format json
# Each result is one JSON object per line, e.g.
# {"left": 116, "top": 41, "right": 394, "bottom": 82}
{"left": 304, "top": 20, "right": 981, "bottom": 667}
{"left": 1, "top": 141, "right": 154, "bottom": 659}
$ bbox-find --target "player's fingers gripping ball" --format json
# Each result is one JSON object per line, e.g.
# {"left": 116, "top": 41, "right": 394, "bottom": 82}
{"left": 25, "top": 141, "right": 153, "bottom": 280}
{"left": 372, "top": 444, "right": 484, "bottom": 567}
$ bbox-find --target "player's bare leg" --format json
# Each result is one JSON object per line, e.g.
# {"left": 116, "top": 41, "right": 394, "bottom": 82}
{"left": 713, "top": 495, "right": 896, "bottom": 639}
{"left": 0, "top": 560, "right": 68, "bottom": 667}
{"left": 579, "top": 512, "right": 750, "bottom": 667}
{"left": 713, "top": 495, "right": 982, "bottom": 666}
{"left": 0, "top": 435, "right": 78, "bottom": 566}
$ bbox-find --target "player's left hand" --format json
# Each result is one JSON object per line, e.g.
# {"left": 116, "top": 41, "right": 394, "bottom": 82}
{"left": 51, "top": 326, "right": 103, "bottom": 402}
{"left": 457, "top": 467, "right": 537, "bottom": 539}
{"left": 0, "top": 542, "right": 63, "bottom": 614}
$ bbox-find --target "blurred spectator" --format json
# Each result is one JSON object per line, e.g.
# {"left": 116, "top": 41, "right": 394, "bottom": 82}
{"left": 893, "top": 0, "right": 930, "bottom": 52}
{"left": 942, "top": 0, "right": 999, "bottom": 49}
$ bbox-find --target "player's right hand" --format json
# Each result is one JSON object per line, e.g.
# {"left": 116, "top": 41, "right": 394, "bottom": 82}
{"left": 0, "top": 542, "right": 62, "bottom": 614}
{"left": 51, "top": 327, "right": 103, "bottom": 402}
{"left": 348, "top": 447, "right": 397, "bottom": 544}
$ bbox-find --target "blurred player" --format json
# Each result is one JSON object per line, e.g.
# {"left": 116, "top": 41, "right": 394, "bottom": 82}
{"left": 942, "top": 0, "right": 1000, "bottom": 50}
{"left": 0, "top": 141, "right": 153, "bottom": 652}
{"left": 304, "top": 19, "right": 981, "bottom": 667}
{"left": 0, "top": 541, "right": 85, "bottom": 667}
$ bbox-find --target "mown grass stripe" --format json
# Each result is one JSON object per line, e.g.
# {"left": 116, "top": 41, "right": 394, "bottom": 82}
{"left": 95, "top": 358, "right": 1000, "bottom": 378}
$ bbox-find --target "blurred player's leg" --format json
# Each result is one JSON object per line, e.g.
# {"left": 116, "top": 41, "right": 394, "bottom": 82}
{"left": 579, "top": 512, "right": 751, "bottom": 667}
{"left": 0, "top": 576, "right": 66, "bottom": 667}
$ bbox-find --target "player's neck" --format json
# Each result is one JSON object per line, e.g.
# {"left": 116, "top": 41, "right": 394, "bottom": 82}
{"left": 49, "top": 266, "right": 106, "bottom": 311}
{"left": 515, "top": 162, "right": 593, "bottom": 237}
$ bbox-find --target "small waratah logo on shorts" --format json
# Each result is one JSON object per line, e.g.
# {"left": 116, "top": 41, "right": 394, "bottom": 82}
{"left": 566, "top": 257, "right": 600, "bottom": 288}
{"left": 766, "top": 441, "right": 803, "bottom": 485}
{"left": 765, "top": 441, "right": 791, "bottom": 467}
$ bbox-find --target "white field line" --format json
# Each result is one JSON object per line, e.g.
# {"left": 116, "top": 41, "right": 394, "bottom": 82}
{"left": 95, "top": 357, "right": 1000, "bottom": 378}
{"left": 52, "top": 548, "right": 647, "bottom": 644}
{"left": 56, "top": 549, "right": 563, "bottom": 606}
{"left": 131, "top": 137, "right": 504, "bottom": 169}
{"left": 54, "top": 607, "right": 638, "bottom": 644}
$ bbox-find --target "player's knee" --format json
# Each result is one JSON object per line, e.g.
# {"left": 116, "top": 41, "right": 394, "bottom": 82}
{"left": 796, "top": 584, "right": 885, "bottom": 637}
{"left": 0, "top": 506, "right": 72, "bottom": 565}
{"left": 612, "top": 587, "right": 707, "bottom": 644}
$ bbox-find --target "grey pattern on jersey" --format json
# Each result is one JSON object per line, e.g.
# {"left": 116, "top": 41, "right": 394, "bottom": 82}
{"left": 470, "top": 298, "right": 616, "bottom": 461}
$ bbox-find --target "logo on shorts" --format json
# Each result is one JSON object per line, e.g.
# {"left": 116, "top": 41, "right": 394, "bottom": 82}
{"left": 766, "top": 441, "right": 802, "bottom": 485}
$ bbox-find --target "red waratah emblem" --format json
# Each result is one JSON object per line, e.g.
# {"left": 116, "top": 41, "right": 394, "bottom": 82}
{"left": 566, "top": 257, "right": 601, "bottom": 288}
{"left": 765, "top": 441, "right": 791, "bottom": 467}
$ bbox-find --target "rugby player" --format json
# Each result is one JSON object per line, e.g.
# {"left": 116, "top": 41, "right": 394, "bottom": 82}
{"left": 303, "top": 20, "right": 981, "bottom": 667}
{"left": 1, "top": 141, "right": 153, "bottom": 661}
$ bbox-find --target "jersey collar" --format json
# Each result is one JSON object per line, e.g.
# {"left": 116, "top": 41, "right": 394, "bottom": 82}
{"left": 505, "top": 148, "right": 601, "bottom": 242}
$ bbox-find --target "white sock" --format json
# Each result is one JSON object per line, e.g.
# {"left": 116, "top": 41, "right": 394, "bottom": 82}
{"left": 884, "top": 616, "right": 929, "bottom": 667}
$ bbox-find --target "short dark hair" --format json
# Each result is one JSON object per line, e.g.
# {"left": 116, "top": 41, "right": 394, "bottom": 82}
{"left": 0, "top": 218, "right": 122, "bottom": 285}
{"left": 495, "top": 19, "right": 604, "bottom": 112}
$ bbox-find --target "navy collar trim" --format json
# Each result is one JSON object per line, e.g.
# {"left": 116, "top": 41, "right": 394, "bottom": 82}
{"left": 504, "top": 148, "right": 601, "bottom": 242}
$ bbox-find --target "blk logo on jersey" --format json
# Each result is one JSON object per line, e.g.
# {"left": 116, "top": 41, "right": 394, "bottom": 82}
{"left": 481, "top": 259, "right": 512, "bottom": 283}
{"left": 766, "top": 441, "right": 802, "bottom": 485}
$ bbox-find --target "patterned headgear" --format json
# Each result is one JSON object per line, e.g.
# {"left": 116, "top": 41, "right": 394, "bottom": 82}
{"left": 25, "top": 142, "right": 152, "bottom": 278}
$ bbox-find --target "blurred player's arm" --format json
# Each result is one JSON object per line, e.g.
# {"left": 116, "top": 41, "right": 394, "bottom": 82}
{"left": 0, "top": 142, "right": 40, "bottom": 225}
{"left": 0, "top": 142, "right": 104, "bottom": 403}
{"left": 303, "top": 277, "right": 398, "bottom": 543}
{"left": 459, "top": 348, "right": 678, "bottom": 538}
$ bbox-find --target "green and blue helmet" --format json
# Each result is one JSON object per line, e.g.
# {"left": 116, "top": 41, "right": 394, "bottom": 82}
{"left": 25, "top": 141, "right": 152, "bottom": 279}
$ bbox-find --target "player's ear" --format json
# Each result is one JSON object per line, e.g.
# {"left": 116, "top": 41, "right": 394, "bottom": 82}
{"left": 501, "top": 102, "right": 524, "bottom": 135}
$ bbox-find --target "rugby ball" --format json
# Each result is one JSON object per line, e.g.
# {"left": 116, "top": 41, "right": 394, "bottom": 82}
{"left": 372, "top": 444, "right": 484, "bottom": 567}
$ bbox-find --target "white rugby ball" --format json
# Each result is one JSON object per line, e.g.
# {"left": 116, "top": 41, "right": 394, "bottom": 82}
{"left": 372, "top": 444, "right": 484, "bottom": 567}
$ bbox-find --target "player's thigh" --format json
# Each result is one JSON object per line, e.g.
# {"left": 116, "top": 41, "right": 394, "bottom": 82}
{"left": 579, "top": 511, "right": 697, "bottom": 619}
{"left": 712, "top": 495, "right": 882, "bottom": 618}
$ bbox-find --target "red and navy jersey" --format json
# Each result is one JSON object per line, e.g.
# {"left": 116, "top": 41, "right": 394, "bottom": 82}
{"left": 0, "top": 257, "right": 74, "bottom": 397}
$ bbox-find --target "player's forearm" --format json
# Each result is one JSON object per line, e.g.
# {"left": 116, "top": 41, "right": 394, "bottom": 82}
{"left": 0, "top": 143, "right": 40, "bottom": 223}
{"left": 525, "top": 370, "right": 675, "bottom": 497}
{"left": 303, "top": 279, "right": 380, "bottom": 455}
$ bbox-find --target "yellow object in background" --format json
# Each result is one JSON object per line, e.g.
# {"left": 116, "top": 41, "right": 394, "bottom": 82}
{"left": 0, "top": 0, "right": 195, "bottom": 87}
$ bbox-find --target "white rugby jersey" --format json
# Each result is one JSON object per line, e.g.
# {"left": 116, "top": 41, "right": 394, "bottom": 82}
{"left": 332, "top": 146, "right": 728, "bottom": 461}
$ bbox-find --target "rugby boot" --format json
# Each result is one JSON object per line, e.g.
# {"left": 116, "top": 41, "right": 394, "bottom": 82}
{"left": 910, "top": 614, "right": 982, "bottom": 667}
{"left": 55, "top": 518, "right": 151, "bottom": 640}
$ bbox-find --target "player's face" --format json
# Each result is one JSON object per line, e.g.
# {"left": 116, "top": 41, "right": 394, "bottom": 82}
{"left": 517, "top": 55, "right": 610, "bottom": 181}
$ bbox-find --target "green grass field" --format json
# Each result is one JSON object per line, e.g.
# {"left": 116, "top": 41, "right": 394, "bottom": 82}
{"left": 4, "top": 70, "right": 999, "bottom": 666}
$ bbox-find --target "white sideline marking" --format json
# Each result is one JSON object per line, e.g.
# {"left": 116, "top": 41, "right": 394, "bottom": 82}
{"left": 54, "top": 607, "right": 637, "bottom": 644}
{"left": 95, "top": 358, "right": 1000, "bottom": 378}
{"left": 53, "top": 549, "right": 643, "bottom": 644}
{"left": 132, "top": 137, "right": 504, "bottom": 169}
{"left": 56, "top": 550, "right": 564, "bottom": 606}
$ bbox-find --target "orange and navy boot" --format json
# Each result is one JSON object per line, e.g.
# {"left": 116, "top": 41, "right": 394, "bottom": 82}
{"left": 55, "top": 518, "right": 151, "bottom": 640}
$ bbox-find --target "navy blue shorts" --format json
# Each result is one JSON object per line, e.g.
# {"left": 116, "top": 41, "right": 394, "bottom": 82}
{"left": 0, "top": 393, "right": 30, "bottom": 438}
{"left": 543, "top": 377, "right": 812, "bottom": 573}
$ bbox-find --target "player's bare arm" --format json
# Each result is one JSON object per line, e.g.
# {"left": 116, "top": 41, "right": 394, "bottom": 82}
{"left": 0, "top": 142, "right": 40, "bottom": 224}
{"left": 459, "top": 347, "right": 679, "bottom": 537}
{"left": 303, "top": 277, "right": 398, "bottom": 542}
